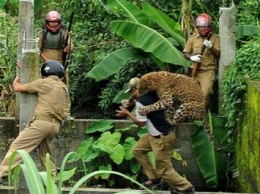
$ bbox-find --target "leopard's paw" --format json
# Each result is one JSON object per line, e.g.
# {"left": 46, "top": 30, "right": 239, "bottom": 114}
{"left": 139, "top": 107, "right": 149, "bottom": 115}
{"left": 167, "top": 119, "right": 177, "bottom": 126}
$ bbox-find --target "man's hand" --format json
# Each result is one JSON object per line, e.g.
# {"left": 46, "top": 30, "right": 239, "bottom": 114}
{"left": 203, "top": 40, "right": 212, "bottom": 48}
{"left": 12, "top": 76, "right": 27, "bottom": 92}
{"left": 63, "top": 45, "right": 73, "bottom": 53}
{"left": 190, "top": 54, "right": 202, "bottom": 62}
{"left": 16, "top": 63, "right": 22, "bottom": 69}
{"left": 13, "top": 76, "right": 21, "bottom": 85}
{"left": 121, "top": 99, "right": 131, "bottom": 108}
{"left": 116, "top": 106, "right": 130, "bottom": 117}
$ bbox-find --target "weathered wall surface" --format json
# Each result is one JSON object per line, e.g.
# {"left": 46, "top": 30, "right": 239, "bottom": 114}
{"left": 235, "top": 81, "right": 260, "bottom": 193}
{"left": 0, "top": 119, "right": 207, "bottom": 190}
{"left": 0, "top": 117, "right": 18, "bottom": 159}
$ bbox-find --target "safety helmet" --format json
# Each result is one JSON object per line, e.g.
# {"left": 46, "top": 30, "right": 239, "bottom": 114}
{"left": 196, "top": 13, "right": 212, "bottom": 36}
{"left": 41, "top": 60, "right": 64, "bottom": 79}
{"left": 45, "top": 11, "right": 61, "bottom": 33}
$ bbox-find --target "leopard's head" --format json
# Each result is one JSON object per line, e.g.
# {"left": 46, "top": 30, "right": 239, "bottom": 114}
{"left": 138, "top": 71, "right": 168, "bottom": 96}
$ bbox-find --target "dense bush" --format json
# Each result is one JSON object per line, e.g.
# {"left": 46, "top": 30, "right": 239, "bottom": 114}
{"left": 222, "top": 35, "right": 260, "bottom": 128}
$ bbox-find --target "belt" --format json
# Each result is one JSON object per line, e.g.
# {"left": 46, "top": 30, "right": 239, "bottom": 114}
{"left": 153, "top": 132, "right": 169, "bottom": 139}
{"left": 35, "top": 115, "right": 61, "bottom": 125}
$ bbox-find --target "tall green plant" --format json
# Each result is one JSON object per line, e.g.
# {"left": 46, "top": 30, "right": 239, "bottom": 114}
{"left": 86, "top": 0, "right": 189, "bottom": 82}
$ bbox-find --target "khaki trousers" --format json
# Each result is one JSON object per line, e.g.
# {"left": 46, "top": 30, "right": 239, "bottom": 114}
{"left": 0, "top": 120, "right": 60, "bottom": 179}
{"left": 195, "top": 69, "right": 216, "bottom": 107}
{"left": 132, "top": 132, "right": 193, "bottom": 190}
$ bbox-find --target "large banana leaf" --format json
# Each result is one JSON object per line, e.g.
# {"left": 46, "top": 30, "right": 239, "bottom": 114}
{"left": 107, "top": 0, "right": 150, "bottom": 25}
{"left": 86, "top": 48, "right": 146, "bottom": 81}
{"left": 236, "top": 25, "right": 260, "bottom": 39}
{"left": 141, "top": 2, "right": 185, "bottom": 47}
{"left": 110, "top": 21, "right": 189, "bottom": 66}
{"left": 191, "top": 126, "right": 227, "bottom": 189}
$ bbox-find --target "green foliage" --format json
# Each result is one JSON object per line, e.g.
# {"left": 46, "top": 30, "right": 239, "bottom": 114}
{"left": 192, "top": 128, "right": 227, "bottom": 188}
{"left": 222, "top": 36, "right": 260, "bottom": 128}
{"left": 0, "top": 10, "right": 17, "bottom": 116}
{"left": 109, "top": 20, "right": 187, "bottom": 65}
{"left": 236, "top": 25, "right": 260, "bottom": 39}
{"left": 85, "top": 0, "right": 189, "bottom": 114}
{"left": 220, "top": 37, "right": 260, "bottom": 189}
{"left": 10, "top": 150, "right": 46, "bottom": 193}
{"left": 0, "top": 0, "right": 18, "bottom": 16}
{"left": 191, "top": 114, "right": 229, "bottom": 189}
{"left": 87, "top": 0, "right": 189, "bottom": 82}
{"left": 86, "top": 48, "right": 147, "bottom": 82}
{"left": 237, "top": 0, "right": 260, "bottom": 25}
{"left": 67, "top": 117, "right": 231, "bottom": 189}
{"left": 9, "top": 150, "right": 152, "bottom": 194}
{"left": 67, "top": 120, "right": 141, "bottom": 187}
{"left": 1, "top": 0, "right": 258, "bottom": 119}
{"left": 0, "top": 0, "right": 7, "bottom": 10}
{"left": 86, "top": 119, "right": 114, "bottom": 133}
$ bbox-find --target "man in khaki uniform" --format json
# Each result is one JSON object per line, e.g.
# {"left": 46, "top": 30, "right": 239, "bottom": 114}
{"left": 183, "top": 13, "right": 220, "bottom": 108}
{"left": 38, "top": 11, "right": 73, "bottom": 87}
{"left": 116, "top": 78, "right": 195, "bottom": 194}
{"left": 0, "top": 60, "right": 70, "bottom": 185}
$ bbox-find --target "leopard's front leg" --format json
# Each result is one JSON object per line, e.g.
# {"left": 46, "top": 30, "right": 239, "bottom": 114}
{"left": 138, "top": 96, "right": 173, "bottom": 115}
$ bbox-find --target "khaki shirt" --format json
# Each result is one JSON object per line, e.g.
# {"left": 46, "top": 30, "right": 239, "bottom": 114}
{"left": 183, "top": 33, "right": 220, "bottom": 70}
{"left": 24, "top": 76, "right": 71, "bottom": 121}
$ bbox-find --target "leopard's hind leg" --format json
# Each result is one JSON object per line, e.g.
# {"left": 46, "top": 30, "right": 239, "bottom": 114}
{"left": 165, "top": 103, "right": 212, "bottom": 138}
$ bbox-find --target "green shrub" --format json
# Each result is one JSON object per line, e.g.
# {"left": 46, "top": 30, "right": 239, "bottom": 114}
{"left": 222, "top": 36, "right": 260, "bottom": 128}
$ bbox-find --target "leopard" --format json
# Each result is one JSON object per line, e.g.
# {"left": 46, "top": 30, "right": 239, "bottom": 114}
{"left": 137, "top": 71, "right": 211, "bottom": 136}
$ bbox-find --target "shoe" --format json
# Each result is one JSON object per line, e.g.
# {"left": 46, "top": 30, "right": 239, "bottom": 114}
{"left": 141, "top": 178, "right": 163, "bottom": 189}
{"left": 170, "top": 186, "right": 195, "bottom": 194}
{"left": 0, "top": 176, "right": 9, "bottom": 186}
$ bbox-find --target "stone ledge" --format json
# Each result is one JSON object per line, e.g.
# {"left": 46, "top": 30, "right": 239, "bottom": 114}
{"left": 0, "top": 186, "right": 257, "bottom": 194}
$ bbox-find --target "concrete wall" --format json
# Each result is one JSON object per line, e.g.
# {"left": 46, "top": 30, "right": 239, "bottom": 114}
{"left": 235, "top": 81, "right": 260, "bottom": 193}
{"left": 0, "top": 119, "right": 207, "bottom": 190}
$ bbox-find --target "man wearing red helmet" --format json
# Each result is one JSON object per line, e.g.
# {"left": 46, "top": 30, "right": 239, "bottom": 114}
{"left": 183, "top": 13, "right": 220, "bottom": 109}
{"left": 38, "top": 11, "right": 73, "bottom": 87}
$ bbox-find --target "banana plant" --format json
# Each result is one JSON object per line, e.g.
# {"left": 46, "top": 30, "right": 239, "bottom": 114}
{"left": 191, "top": 114, "right": 229, "bottom": 189}
{"left": 86, "top": 0, "right": 189, "bottom": 82}
{"left": 235, "top": 25, "right": 260, "bottom": 38}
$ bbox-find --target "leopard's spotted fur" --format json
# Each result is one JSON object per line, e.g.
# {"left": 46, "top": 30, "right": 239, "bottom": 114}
{"left": 138, "top": 71, "right": 210, "bottom": 135}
